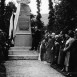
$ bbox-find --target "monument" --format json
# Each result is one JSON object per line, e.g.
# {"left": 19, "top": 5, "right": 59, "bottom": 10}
{"left": 8, "top": 0, "right": 39, "bottom": 60}
{"left": 14, "top": 0, "right": 32, "bottom": 47}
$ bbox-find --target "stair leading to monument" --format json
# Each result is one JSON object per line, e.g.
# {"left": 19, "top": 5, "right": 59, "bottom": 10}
{"left": 8, "top": 47, "right": 39, "bottom": 60}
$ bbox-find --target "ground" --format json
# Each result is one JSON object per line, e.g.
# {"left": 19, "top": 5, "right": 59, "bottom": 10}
{"left": 4, "top": 60, "right": 65, "bottom": 77}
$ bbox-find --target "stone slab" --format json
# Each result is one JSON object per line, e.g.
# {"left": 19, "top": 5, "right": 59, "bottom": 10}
{"left": 14, "top": 34, "right": 32, "bottom": 46}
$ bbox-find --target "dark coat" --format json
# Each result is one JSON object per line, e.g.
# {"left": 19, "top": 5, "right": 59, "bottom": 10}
{"left": 69, "top": 39, "right": 77, "bottom": 72}
{"left": 64, "top": 38, "right": 77, "bottom": 72}
{"left": 46, "top": 38, "right": 55, "bottom": 63}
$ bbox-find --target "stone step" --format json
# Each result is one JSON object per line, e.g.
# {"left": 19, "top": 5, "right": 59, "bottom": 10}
{"left": 8, "top": 55, "right": 39, "bottom": 60}
{"left": 15, "top": 31, "right": 31, "bottom": 34}
{"left": 10, "top": 46, "right": 31, "bottom": 50}
{"left": 9, "top": 46, "right": 39, "bottom": 60}
{"left": 9, "top": 50, "right": 38, "bottom": 55}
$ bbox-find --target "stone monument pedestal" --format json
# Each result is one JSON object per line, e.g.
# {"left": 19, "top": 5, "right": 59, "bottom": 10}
{"left": 14, "top": 32, "right": 32, "bottom": 47}
{"left": 14, "top": 2, "right": 32, "bottom": 47}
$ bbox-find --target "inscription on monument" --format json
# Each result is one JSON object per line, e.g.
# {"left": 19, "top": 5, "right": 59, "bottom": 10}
{"left": 17, "top": 3, "right": 30, "bottom": 31}
{"left": 18, "top": 18, "right": 29, "bottom": 30}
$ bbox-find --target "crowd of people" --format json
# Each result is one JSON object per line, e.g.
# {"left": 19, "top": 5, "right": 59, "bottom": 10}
{"left": 39, "top": 29, "right": 77, "bottom": 77}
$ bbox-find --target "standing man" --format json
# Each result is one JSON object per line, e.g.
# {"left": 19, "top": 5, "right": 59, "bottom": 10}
{"left": 30, "top": 26, "right": 42, "bottom": 51}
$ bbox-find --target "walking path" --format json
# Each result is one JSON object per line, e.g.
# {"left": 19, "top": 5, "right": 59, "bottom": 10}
{"left": 4, "top": 60, "right": 65, "bottom": 77}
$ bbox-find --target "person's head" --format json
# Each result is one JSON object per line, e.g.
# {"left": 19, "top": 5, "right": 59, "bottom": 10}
{"left": 75, "top": 28, "right": 77, "bottom": 34}
{"left": 35, "top": 26, "right": 38, "bottom": 31}
{"left": 60, "top": 31, "right": 63, "bottom": 35}
{"left": 64, "top": 33, "right": 69, "bottom": 40}
{"left": 68, "top": 30, "right": 74, "bottom": 38}
{"left": 0, "top": 29, "right": 2, "bottom": 31}
{"left": 65, "top": 34, "right": 69, "bottom": 38}
{"left": 51, "top": 32, "right": 55, "bottom": 38}
{"left": 55, "top": 35, "right": 59, "bottom": 41}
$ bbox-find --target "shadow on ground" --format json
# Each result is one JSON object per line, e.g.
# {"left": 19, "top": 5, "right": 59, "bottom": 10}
{"left": 0, "top": 63, "right": 6, "bottom": 77}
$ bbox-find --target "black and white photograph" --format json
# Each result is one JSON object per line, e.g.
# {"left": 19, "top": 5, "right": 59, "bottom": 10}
{"left": 0, "top": 0, "right": 77, "bottom": 77}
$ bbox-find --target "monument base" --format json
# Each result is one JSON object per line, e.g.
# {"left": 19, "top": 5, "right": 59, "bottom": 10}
{"left": 14, "top": 31, "right": 32, "bottom": 47}
{"left": 13, "top": 3, "right": 32, "bottom": 47}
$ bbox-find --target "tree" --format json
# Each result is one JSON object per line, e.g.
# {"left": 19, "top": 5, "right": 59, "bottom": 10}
{"left": 48, "top": 0, "right": 55, "bottom": 32}
{"left": 36, "top": 0, "right": 43, "bottom": 29}
{"left": 0, "top": 0, "right": 5, "bottom": 31}
{"left": 68, "top": 0, "right": 77, "bottom": 29}
{"left": 54, "top": 0, "right": 77, "bottom": 33}
{"left": 4, "top": 1, "right": 16, "bottom": 38}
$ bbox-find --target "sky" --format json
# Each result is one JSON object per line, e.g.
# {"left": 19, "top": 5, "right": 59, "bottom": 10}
{"left": 29, "top": 0, "right": 60, "bottom": 15}
{"left": 29, "top": 0, "right": 49, "bottom": 15}
{"left": 5, "top": 0, "right": 49, "bottom": 15}
{"left": 5, "top": 0, "right": 59, "bottom": 25}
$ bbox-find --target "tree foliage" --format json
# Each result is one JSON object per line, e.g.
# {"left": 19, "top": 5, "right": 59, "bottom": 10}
{"left": 36, "top": 0, "right": 43, "bottom": 29}
{"left": 4, "top": 2, "right": 16, "bottom": 37}
{"left": 48, "top": 0, "right": 77, "bottom": 33}
{"left": 48, "top": 0, "right": 55, "bottom": 32}
{"left": 0, "top": 0, "right": 5, "bottom": 31}
{"left": 53, "top": 0, "right": 77, "bottom": 33}
{"left": 0, "top": 1, "right": 17, "bottom": 38}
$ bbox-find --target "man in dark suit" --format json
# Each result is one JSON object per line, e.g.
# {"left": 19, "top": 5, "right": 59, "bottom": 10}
{"left": 30, "top": 26, "right": 42, "bottom": 51}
